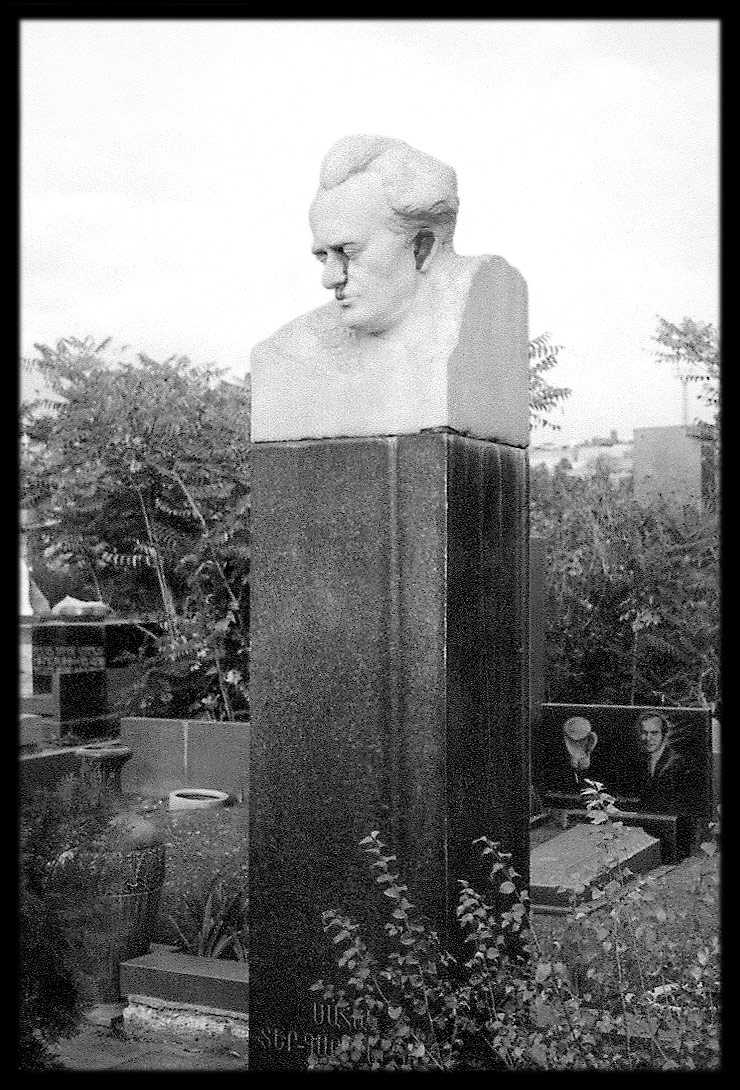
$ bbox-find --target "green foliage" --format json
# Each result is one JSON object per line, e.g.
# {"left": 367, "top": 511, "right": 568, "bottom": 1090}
{"left": 19, "top": 329, "right": 567, "bottom": 719}
{"left": 18, "top": 872, "right": 83, "bottom": 1069}
{"left": 653, "top": 316, "right": 720, "bottom": 417}
{"left": 168, "top": 873, "right": 248, "bottom": 960}
{"left": 18, "top": 775, "right": 121, "bottom": 1069}
{"left": 531, "top": 466, "right": 719, "bottom": 707}
{"left": 151, "top": 802, "right": 249, "bottom": 946}
{"left": 529, "top": 332, "right": 571, "bottom": 432}
{"left": 20, "top": 336, "right": 251, "bottom": 720}
{"left": 309, "top": 792, "right": 720, "bottom": 1070}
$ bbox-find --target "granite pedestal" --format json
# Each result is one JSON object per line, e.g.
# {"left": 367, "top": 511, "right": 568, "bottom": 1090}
{"left": 249, "top": 432, "right": 529, "bottom": 1069}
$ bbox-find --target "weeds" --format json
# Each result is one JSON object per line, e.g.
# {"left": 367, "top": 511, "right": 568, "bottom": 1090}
{"left": 168, "top": 874, "right": 248, "bottom": 960}
{"left": 309, "top": 781, "right": 720, "bottom": 1070}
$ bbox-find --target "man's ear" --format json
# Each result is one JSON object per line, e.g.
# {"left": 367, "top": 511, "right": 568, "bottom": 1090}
{"left": 413, "top": 229, "right": 437, "bottom": 271}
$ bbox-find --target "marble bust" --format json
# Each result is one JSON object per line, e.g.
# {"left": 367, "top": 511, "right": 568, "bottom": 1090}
{"left": 251, "top": 135, "right": 528, "bottom": 445}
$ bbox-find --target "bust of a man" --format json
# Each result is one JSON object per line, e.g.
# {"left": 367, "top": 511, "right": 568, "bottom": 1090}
{"left": 251, "top": 135, "right": 528, "bottom": 444}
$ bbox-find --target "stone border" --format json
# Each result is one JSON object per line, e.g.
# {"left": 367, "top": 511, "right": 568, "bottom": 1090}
{"left": 120, "top": 945, "right": 249, "bottom": 1018}
{"left": 124, "top": 995, "right": 249, "bottom": 1040}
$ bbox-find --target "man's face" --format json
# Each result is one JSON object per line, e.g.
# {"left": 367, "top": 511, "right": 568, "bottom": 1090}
{"left": 640, "top": 718, "right": 665, "bottom": 754}
{"left": 309, "top": 173, "right": 423, "bottom": 334}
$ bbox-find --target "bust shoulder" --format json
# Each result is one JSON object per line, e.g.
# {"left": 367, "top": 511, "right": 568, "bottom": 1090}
{"left": 249, "top": 252, "right": 528, "bottom": 445}
{"left": 251, "top": 303, "right": 341, "bottom": 371}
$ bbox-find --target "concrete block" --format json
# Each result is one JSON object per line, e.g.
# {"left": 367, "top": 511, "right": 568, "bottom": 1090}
{"left": 186, "top": 719, "right": 249, "bottom": 798}
{"left": 119, "top": 718, "right": 187, "bottom": 797}
{"left": 550, "top": 808, "right": 679, "bottom": 864}
{"left": 530, "top": 822, "right": 661, "bottom": 910}
{"left": 120, "top": 948, "right": 249, "bottom": 1015}
{"left": 19, "top": 747, "right": 81, "bottom": 795}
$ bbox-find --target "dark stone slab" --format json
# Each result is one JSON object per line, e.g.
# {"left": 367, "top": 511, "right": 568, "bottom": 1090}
{"left": 532, "top": 703, "right": 712, "bottom": 857}
{"left": 120, "top": 948, "right": 249, "bottom": 1015}
{"left": 32, "top": 620, "right": 107, "bottom": 692}
{"left": 249, "top": 433, "right": 529, "bottom": 1070}
{"left": 30, "top": 620, "right": 152, "bottom": 731}
{"left": 56, "top": 671, "right": 118, "bottom": 737}
{"left": 530, "top": 822, "right": 661, "bottom": 910}
{"left": 30, "top": 622, "right": 118, "bottom": 736}
{"left": 529, "top": 537, "right": 547, "bottom": 719}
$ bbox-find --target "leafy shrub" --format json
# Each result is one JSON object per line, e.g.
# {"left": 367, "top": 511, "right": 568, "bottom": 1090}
{"left": 150, "top": 803, "right": 248, "bottom": 946}
{"left": 21, "top": 337, "right": 250, "bottom": 721}
{"left": 168, "top": 873, "right": 248, "bottom": 960}
{"left": 309, "top": 784, "right": 720, "bottom": 1071}
{"left": 531, "top": 466, "right": 719, "bottom": 707}
{"left": 19, "top": 772, "right": 169, "bottom": 1052}
{"left": 18, "top": 871, "right": 83, "bottom": 1070}
{"left": 18, "top": 775, "right": 120, "bottom": 1069}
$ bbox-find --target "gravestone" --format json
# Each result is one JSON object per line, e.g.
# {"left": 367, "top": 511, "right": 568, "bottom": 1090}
{"left": 30, "top": 619, "right": 153, "bottom": 737}
{"left": 249, "top": 136, "right": 530, "bottom": 1070}
{"left": 532, "top": 703, "right": 712, "bottom": 859}
{"left": 31, "top": 621, "right": 117, "bottom": 737}
{"left": 529, "top": 537, "right": 547, "bottom": 821}
{"left": 529, "top": 537, "right": 547, "bottom": 719}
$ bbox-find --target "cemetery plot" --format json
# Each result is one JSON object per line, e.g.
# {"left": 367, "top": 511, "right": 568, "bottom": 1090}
{"left": 532, "top": 703, "right": 712, "bottom": 859}
{"left": 530, "top": 822, "right": 662, "bottom": 911}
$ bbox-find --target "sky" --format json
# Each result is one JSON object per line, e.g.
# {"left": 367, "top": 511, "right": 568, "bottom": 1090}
{"left": 20, "top": 18, "right": 719, "bottom": 445}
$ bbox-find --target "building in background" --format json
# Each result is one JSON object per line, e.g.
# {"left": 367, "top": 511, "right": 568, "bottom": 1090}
{"left": 530, "top": 434, "right": 633, "bottom": 480}
{"left": 633, "top": 424, "right": 717, "bottom": 510}
{"left": 531, "top": 422, "right": 717, "bottom": 511}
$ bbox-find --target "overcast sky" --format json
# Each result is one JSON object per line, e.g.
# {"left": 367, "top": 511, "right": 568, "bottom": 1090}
{"left": 20, "top": 18, "right": 719, "bottom": 444}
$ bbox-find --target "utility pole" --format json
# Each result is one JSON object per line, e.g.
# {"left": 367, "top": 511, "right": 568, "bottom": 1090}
{"left": 680, "top": 375, "right": 689, "bottom": 426}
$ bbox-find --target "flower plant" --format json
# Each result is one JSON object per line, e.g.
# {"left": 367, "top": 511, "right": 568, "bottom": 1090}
{"left": 309, "top": 782, "right": 720, "bottom": 1071}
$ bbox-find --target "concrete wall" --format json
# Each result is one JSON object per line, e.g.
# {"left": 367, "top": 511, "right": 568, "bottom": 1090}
{"left": 120, "top": 718, "right": 249, "bottom": 800}
{"left": 19, "top": 718, "right": 249, "bottom": 801}
{"left": 19, "top": 747, "right": 81, "bottom": 795}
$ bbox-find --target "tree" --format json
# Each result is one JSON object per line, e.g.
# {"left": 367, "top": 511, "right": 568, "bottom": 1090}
{"left": 653, "top": 316, "right": 720, "bottom": 425}
{"left": 653, "top": 316, "right": 720, "bottom": 514}
{"left": 20, "top": 336, "right": 251, "bottom": 720}
{"left": 530, "top": 464, "right": 719, "bottom": 709}
{"left": 529, "top": 332, "right": 571, "bottom": 432}
{"left": 20, "top": 327, "right": 567, "bottom": 718}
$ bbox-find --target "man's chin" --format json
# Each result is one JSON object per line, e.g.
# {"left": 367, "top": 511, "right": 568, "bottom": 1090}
{"left": 336, "top": 307, "right": 391, "bottom": 336}
{"left": 335, "top": 305, "right": 368, "bottom": 332}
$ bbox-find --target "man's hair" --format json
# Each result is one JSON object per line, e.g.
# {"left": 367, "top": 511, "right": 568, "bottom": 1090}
{"left": 316, "top": 134, "right": 459, "bottom": 245}
{"left": 636, "top": 711, "right": 670, "bottom": 739}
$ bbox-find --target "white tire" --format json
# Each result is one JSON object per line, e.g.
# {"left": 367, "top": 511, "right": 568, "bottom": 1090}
{"left": 168, "top": 788, "right": 229, "bottom": 811}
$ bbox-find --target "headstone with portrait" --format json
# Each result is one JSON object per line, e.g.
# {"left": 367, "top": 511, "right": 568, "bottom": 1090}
{"left": 531, "top": 702, "right": 712, "bottom": 861}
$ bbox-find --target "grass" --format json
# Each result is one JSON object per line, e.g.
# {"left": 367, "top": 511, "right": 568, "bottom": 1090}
{"left": 123, "top": 796, "right": 248, "bottom": 947}
{"left": 120, "top": 792, "right": 718, "bottom": 1038}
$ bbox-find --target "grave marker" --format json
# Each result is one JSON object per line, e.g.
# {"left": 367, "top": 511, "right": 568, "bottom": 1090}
{"left": 249, "top": 136, "right": 530, "bottom": 1069}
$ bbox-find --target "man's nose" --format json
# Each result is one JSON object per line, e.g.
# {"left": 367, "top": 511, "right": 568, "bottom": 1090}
{"left": 321, "top": 253, "right": 348, "bottom": 290}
